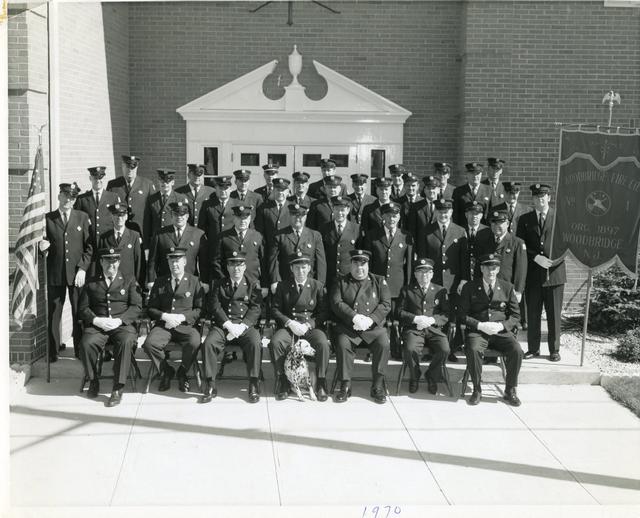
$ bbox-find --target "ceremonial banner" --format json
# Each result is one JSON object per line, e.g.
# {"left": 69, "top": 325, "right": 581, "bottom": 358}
{"left": 552, "top": 129, "right": 640, "bottom": 275}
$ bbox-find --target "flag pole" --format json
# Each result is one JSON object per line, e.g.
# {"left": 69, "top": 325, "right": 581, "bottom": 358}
{"left": 580, "top": 269, "right": 593, "bottom": 368}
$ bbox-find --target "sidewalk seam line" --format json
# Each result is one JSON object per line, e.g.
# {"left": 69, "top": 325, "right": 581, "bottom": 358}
{"left": 265, "top": 395, "right": 283, "bottom": 506}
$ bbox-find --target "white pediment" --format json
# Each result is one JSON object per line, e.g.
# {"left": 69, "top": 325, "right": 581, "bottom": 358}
{"left": 176, "top": 51, "right": 411, "bottom": 124}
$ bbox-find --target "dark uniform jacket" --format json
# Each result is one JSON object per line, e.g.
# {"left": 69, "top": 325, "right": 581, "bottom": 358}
{"left": 481, "top": 179, "right": 507, "bottom": 214}
{"left": 363, "top": 227, "right": 413, "bottom": 299}
{"left": 458, "top": 277, "right": 520, "bottom": 335}
{"left": 452, "top": 183, "right": 492, "bottom": 227}
{"left": 516, "top": 208, "right": 566, "bottom": 287}
{"left": 74, "top": 189, "right": 121, "bottom": 245}
{"left": 330, "top": 273, "right": 391, "bottom": 340}
{"left": 390, "top": 186, "right": 404, "bottom": 203}
{"left": 254, "top": 184, "right": 275, "bottom": 203}
{"left": 307, "top": 198, "right": 336, "bottom": 231}
{"left": 143, "top": 190, "right": 181, "bottom": 249}
{"left": 439, "top": 183, "right": 455, "bottom": 201}
{"left": 147, "top": 273, "right": 203, "bottom": 326}
{"left": 269, "top": 226, "right": 327, "bottom": 285}
{"left": 507, "top": 202, "right": 532, "bottom": 234}
{"left": 321, "top": 220, "right": 362, "bottom": 282}
{"left": 488, "top": 232, "right": 528, "bottom": 293}
{"left": 98, "top": 227, "right": 143, "bottom": 284}
{"left": 147, "top": 224, "right": 209, "bottom": 284}
{"left": 198, "top": 196, "right": 238, "bottom": 245}
{"left": 307, "top": 179, "right": 347, "bottom": 200}
{"left": 287, "top": 194, "right": 316, "bottom": 212}
{"left": 45, "top": 209, "right": 93, "bottom": 286}
{"left": 255, "top": 200, "right": 292, "bottom": 250}
{"left": 231, "top": 189, "right": 263, "bottom": 215}
{"left": 418, "top": 222, "right": 469, "bottom": 294}
{"left": 106, "top": 175, "right": 155, "bottom": 238}
{"left": 175, "top": 184, "right": 215, "bottom": 227}
{"left": 212, "top": 227, "right": 264, "bottom": 286}
{"left": 348, "top": 193, "right": 376, "bottom": 225}
{"left": 397, "top": 281, "right": 449, "bottom": 334}
{"left": 397, "top": 193, "right": 421, "bottom": 231}
{"left": 360, "top": 199, "right": 387, "bottom": 238}
{"left": 465, "top": 224, "right": 494, "bottom": 279}
{"left": 206, "top": 275, "right": 262, "bottom": 328}
{"left": 407, "top": 198, "right": 438, "bottom": 242}
{"left": 272, "top": 277, "right": 328, "bottom": 330}
{"left": 79, "top": 272, "right": 142, "bottom": 328}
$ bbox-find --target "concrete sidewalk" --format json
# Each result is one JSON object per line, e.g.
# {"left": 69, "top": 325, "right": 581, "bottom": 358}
{"left": 9, "top": 377, "right": 640, "bottom": 508}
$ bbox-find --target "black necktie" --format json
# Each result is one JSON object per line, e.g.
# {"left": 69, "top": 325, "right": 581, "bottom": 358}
{"left": 162, "top": 194, "right": 167, "bottom": 206}
{"left": 116, "top": 231, "right": 121, "bottom": 244}
{"left": 488, "top": 284, "right": 493, "bottom": 299}
{"left": 240, "top": 194, "right": 245, "bottom": 201}
{"left": 233, "top": 282, "right": 238, "bottom": 291}
{"left": 539, "top": 212, "right": 545, "bottom": 230}
{"left": 62, "top": 212, "right": 68, "bottom": 226}
{"left": 297, "top": 283, "right": 303, "bottom": 294}
{"left": 95, "top": 192, "right": 100, "bottom": 207}
{"left": 441, "top": 225, "right": 447, "bottom": 239}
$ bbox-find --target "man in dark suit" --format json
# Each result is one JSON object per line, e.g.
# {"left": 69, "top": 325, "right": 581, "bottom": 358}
{"left": 74, "top": 166, "right": 121, "bottom": 253}
{"left": 255, "top": 177, "right": 292, "bottom": 254}
{"left": 212, "top": 205, "right": 264, "bottom": 287}
{"left": 198, "top": 175, "right": 237, "bottom": 246}
{"left": 388, "top": 164, "right": 407, "bottom": 201}
{"left": 463, "top": 200, "right": 493, "bottom": 280}
{"left": 270, "top": 253, "right": 330, "bottom": 401}
{"left": 176, "top": 164, "right": 215, "bottom": 227}
{"left": 458, "top": 253, "right": 523, "bottom": 406}
{"left": 516, "top": 183, "right": 565, "bottom": 362}
{"left": 230, "top": 169, "right": 263, "bottom": 214}
{"left": 201, "top": 252, "right": 263, "bottom": 403}
{"left": 482, "top": 157, "right": 508, "bottom": 214}
{"left": 143, "top": 247, "right": 204, "bottom": 393}
{"left": 321, "top": 196, "right": 361, "bottom": 282}
{"left": 361, "top": 177, "right": 393, "bottom": 238}
{"left": 98, "top": 203, "right": 143, "bottom": 285}
{"left": 288, "top": 171, "right": 316, "bottom": 210}
{"left": 146, "top": 201, "right": 209, "bottom": 289}
{"left": 503, "top": 181, "right": 531, "bottom": 234}
{"left": 143, "top": 169, "right": 181, "bottom": 251}
{"left": 434, "top": 162, "right": 455, "bottom": 200}
{"left": 106, "top": 155, "right": 155, "bottom": 239}
{"left": 268, "top": 203, "right": 326, "bottom": 291}
{"left": 307, "top": 159, "right": 347, "bottom": 200}
{"left": 397, "top": 258, "right": 450, "bottom": 394}
{"left": 452, "top": 162, "right": 492, "bottom": 226}
{"left": 348, "top": 174, "right": 375, "bottom": 225}
{"left": 407, "top": 175, "right": 440, "bottom": 243}
{"left": 254, "top": 162, "right": 280, "bottom": 202}
{"left": 307, "top": 176, "right": 344, "bottom": 231}
{"left": 41, "top": 183, "right": 93, "bottom": 360}
{"left": 78, "top": 248, "right": 142, "bottom": 406}
{"left": 397, "top": 172, "right": 421, "bottom": 230}
{"left": 330, "top": 250, "right": 391, "bottom": 404}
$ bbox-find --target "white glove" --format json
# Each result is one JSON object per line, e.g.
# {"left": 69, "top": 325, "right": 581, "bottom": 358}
{"left": 201, "top": 283, "right": 210, "bottom": 294}
{"left": 102, "top": 318, "right": 123, "bottom": 331}
{"left": 146, "top": 282, "right": 154, "bottom": 291}
{"left": 515, "top": 291, "right": 522, "bottom": 303}
{"left": 162, "top": 313, "right": 182, "bottom": 330}
{"left": 352, "top": 314, "right": 367, "bottom": 331}
{"left": 534, "top": 254, "right": 553, "bottom": 269}
{"left": 478, "top": 322, "right": 503, "bottom": 335}
{"left": 92, "top": 317, "right": 110, "bottom": 331}
{"left": 457, "top": 280, "right": 467, "bottom": 295}
{"left": 74, "top": 269, "right": 86, "bottom": 288}
{"left": 39, "top": 239, "right": 50, "bottom": 252}
{"left": 261, "top": 288, "right": 269, "bottom": 298}
{"left": 270, "top": 282, "right": 279, "bottom": 295}
{"left": 287, "top": 320, "right": 307, "bottom": 336}
{"left": 360, "top": 315, "right": 374, "bottom": 330}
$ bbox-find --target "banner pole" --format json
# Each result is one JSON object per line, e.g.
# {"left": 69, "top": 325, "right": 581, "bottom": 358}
{"left": 580, "top": 269, "right": 593, "bottom": 368}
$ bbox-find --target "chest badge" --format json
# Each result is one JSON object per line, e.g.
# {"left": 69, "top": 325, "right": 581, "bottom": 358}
{"left": 185, "top": 291, "right": 191, "bottom": 298}
{"left": 350, "top": 239, "right": 355, "bottom": 245}
{"left": 306, "top": 243, "right": 311, "bottom": 248}
{"left": 138, "top": 190, "right": 143, "bottom": 194}
{"left": 127, "top": 243, "right": 132, "bottom": 248}
{"left": 120, "top": 289, "right": 126, "bottom": 295}
{"left": 77, "top": 225, "right": 82, "bottom": 231}
{"left": 398, "top": 243, "right": 403, "bottom": 248}
{"left": 309, "top": 300, "right": 314, "bottom": 305}
{"left": 190, "top": 241, "right": 194, "bottom": 247}
{"left": 500, "top": 302, "right": 506, "bottom": 308}
{"left": 506, "top": 248, "right": 511, "bottom": 253}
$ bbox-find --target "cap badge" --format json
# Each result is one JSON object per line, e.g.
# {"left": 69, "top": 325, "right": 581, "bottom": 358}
{"left": 186, "top": 291, "right": 191, "bottom": 298}
{"left": 294, "top": 204, "right": 300, "bottom": 209}
{"left": 535, "top": 183, "right": 541, "bottom": 188}
{"left": 109, "top": 248, "right": 115, "bottom": 254}
{"left": 297, "top": 251, "right": 302, "bottom": 257}
{"left": 232, "top": 251, "right": 238, "bottom": 256}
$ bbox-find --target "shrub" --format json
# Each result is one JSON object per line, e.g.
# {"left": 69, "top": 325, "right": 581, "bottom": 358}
{"left": 612, "top": 327, "right": 640, "bottom": 364}
{"left": 588, "top": 266, "right": 640, "bottom": 334}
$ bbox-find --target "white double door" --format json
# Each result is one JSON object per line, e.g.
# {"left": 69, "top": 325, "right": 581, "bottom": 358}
{"left": 231, "top": 145, "right": 357, "bottom": 193}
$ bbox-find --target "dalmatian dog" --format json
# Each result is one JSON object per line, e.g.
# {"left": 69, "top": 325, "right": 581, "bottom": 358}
{"left": 284, "top": 338, "right": 317, "bottom": 402}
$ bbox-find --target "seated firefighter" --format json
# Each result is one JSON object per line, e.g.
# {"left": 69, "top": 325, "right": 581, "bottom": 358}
{"left": 78, "top": 248, "right": 142, "bottom": 406}
{"left": 201, "top": 252, "right": 263, "bottom": 404}
{"left": 269, "top": 252, "right": 330, "bottom": 402}
{"left": 457, "top": 253, "right": 523, "bottom": 407}
{"left": 397, "top": 258, "right": 450, "bottom": 394}
{"left": 330, "top": 249, "right": 391, "bottom": 404}
{"left": 142, "top": 247, "right": 204, "bottom": 393}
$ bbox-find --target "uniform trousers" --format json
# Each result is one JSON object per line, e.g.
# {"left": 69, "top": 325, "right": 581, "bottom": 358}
{"left": 142, "top": 323, "right": 200, "bottom": 373}
{"left": 48, "top": 284, "right": 82, "bottom": 357}
{"left": 201, "top": 326, "right": 262, "bottom": 379}
{"left": 403, "top": 327, "right": 450, "bottom": 382}
{"left": 464, "top": 330, "right": 523, "bottom": 389}
{"left": 79, "top": 325, "right": 137, "bottom": 386}
{"left": 333, "top": 323, "right": 389, "bottom": 382}
{"left": 525, "top": 282, "right": 564, "bottom": 354}
{"left": 269, "top": 328, "right": 329, "bottom": 378}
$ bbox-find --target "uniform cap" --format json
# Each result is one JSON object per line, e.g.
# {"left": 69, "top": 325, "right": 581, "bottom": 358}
{"left": 503, "top": 181, "right": 521, "bottom": 193}
{"left": 530, "top": 183, "right": 552, "bottom": 195}
{"left": 465, "top": 162, "right": 484, "bottom": 174}
{"left": 350, "top": 249, "right": 371, "bottom": 262}
{"left": 288, "top": 203, "right": 309, "bottom": 215}
{"left": 464, "top": 200, "right": 485, "bottom": 214}
{"left": 157, "top": 169, "right": 176, "bottom": 181}
{"left": 168, "top": 201, "right": 190, "bottom": 215}
{"left": 121, "top": 155, "right": 141, "bottom": 167}
{"left": 374, "top": 177, "right": 392, "bottom": 188}
{"left": 479, "top": 253, "right": 501, "bottom": 266}
{"left": 320, "top": 159, "right": 336, "bottom": 170}
{"left": 423, "top": 175, "right": 440, "bottom": 188}
{"left": 434, "top": 198, "right": 453, "bottom": 210}
{"left": 108, "top": 203, "right": 128, "bottom": 215}
{"left": 289, "top": 252, "right": 311, "bottom": 265}
{"left": 227, "top": 251, "right": 247, "bottom": 263}
{"left": 388, "top": 164, "right": 407, "bottom": 176}
{"left": 233, "top": 169, "right": 251, "bottom": 181}
{"left": 434, "top": 162, "right": 452, "bottom": 174}
{"left": 262, "top": 163, "right": 280, "bottom": 174}
{"left": 323, "top": 175, "right": 343, "bottom": 187}
{"left": 98, "top": 247, "right": 121, "bottom": 261}
{"left": 272, "top": 177, "right": 291, "bottom": 190}
{"left": 167, "top": 247, "right": 188, "bottom": 258}
{"left": 414, "top": 257, "right": 434, "bottom": 271}
{"left": 88, "top": 166, "right": 107, "bottom": 178}
{"left": 403, "top": 172, "right": 419, "bottom": 184}
{"left": 487, "top": 157, "right": 506, "bottom": 168}
{"left": 231, "top": 205, "right": 252, "bottom": 217}
{"left": 59, "top": 182, "right": 81, "bottom": 198}
{"left": 331, "top": 195, "right": 351, "bottom": 208}
{"left": 292, "top": 171, "right": 310, "bottom": 183}
{"left": 351, "top": 173, "right": 369, "bottom": 185}
{"left": 187, "top": 164, "right": 207, "bottom": 176}
{"left": 381, "top": 202, "right": 401, "bottom": 215}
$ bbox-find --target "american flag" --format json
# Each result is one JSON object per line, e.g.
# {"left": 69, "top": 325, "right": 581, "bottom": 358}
{"left": 10, "top": 145, "right": 46, "bottom": 329}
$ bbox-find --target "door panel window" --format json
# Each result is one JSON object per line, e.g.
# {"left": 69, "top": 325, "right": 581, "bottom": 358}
{"left": 240, "top": 153, "right": 260, "bottom": 167}
{"left": 329, "top": 154, "right": 349, "bottom": 168}
{"left": 267, "top": 153, "right": 287, "bottom": 167}
{"left": 302, "top": 154, "right": 322, "bottom": 167}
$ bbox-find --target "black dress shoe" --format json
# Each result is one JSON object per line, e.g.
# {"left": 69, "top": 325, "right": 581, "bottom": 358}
{"left": 87, "top": 379, "right": 100, "bottom": 399}
{"left": 315, "top": 378, "right": 328, "bottom": 402}
{"left": 370, "top": 385, "right": 387, "bottom": 404}
{"left": 503, "top": 386, "right": 521, "bottom": 406}
{"left": 448, "top": 352, "right": 459, "bottom": 363}
{"left": 524, "top": 351, "right": 540, "bottom": 359}
{"left": 106, "top": 388, "right": 123, "bottom": 407}
{"left": 408, "top": 379, "right": 419, "bottom": 393}
{"left": 425, "top": 374, "right": 438, "bottom": 395}
{"left": 49, "top": 354, "right": 58, "bottom": 363}
{"left": 103, "top": 350, "right": 113, "bottom": 362}
{"left": 468, "top": 390, "right": 481, "bottom": 405}
{"left": 176, "top": 366, "right": 190, "bottom": 392}
{"left": 59, "top": 343, "right": 66, "bottom": 351}
{"left": 275, "top": 375, "right": 289, "bottom": 401}
{"left": 549, "top": 352, "right": 561, "bottom": 362}
{"left": 248, "top": 379, "right": 260, "bottom": 403}
{"left": 334, "top": 381, "right": 351, "bottom": 403}
{"left": 158, "top": 365, "right": 175, "bottom": 392}
{"left": 200, "top": 380, "right": 217, "bottom": 403}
